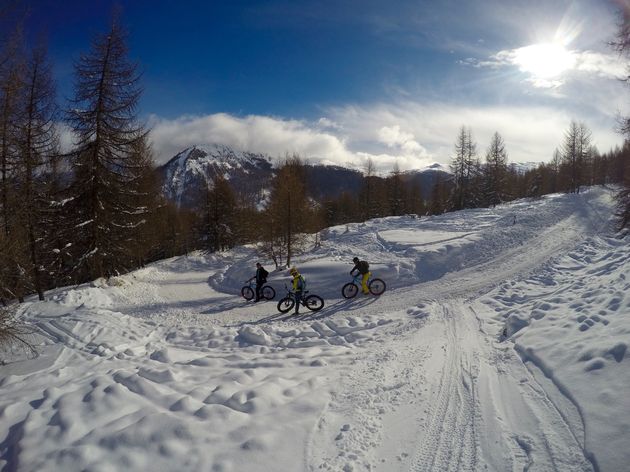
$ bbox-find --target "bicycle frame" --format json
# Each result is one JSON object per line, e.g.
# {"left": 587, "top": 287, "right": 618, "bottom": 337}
{"left": 351, "top": 273, "right": 371, "bottom": 284}
{"left": 282, "top": 286, "right": 305, "bottom": 305}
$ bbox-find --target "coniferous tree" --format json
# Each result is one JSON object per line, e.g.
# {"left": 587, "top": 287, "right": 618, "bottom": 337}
{"left": 0, "top": 30, "right": 21, "bottom": 238}
{"left": 612, "top": 6, "right": 630, "bottom": 231}
{"left": 483, "top": 132, "right": 509, "bottom": 207}
{"left": 0, "top": 24, "right": 26, "bottom": 303}
{"left": 449, "top": 126, "right": 480, "bottom": 210}
{"left": 616, "top": 143, "right": 630, "bottom": 232}
{"left": 429, "top": 173, "right": 449, "bottom": 215}
{"left": 201, "top": 173, "right": 236, "bottom": 253}
{"left": 65, "top": 20, "right": 148, "bottom": 280}
{"left": 548, "top": 148, "right": 563, "bottom": 193}
{"left": 266, "top": 154, "right": 310, "bottom": 267}
{"left": 406, "top": 182, "right": 425, "bottom": 216}
{"left": 387, "top": 162, "right": 406, "bottom": 215}
{"left": 13, "top": 43, "right": 58, "bottom": 299}
{"left": 125, "top": 136, "right": 162, "bottom": 266}
{"left": 359, "top": 157, "right": 376, "bottom": 220}
{"left": 561, "top": 121, "right": 592, "bottom": 194}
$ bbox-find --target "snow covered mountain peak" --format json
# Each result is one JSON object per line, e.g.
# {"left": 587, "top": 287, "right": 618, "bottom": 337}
{"left": 167, "top": 144, "right": 272, "bottom": 171}
{"left": 159, "top": 143, "right": 273, "bottom": 207}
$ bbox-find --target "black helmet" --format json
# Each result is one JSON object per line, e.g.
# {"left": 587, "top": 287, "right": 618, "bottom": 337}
{"left": 353, "top": 257, "right": 359, "bottom": 263}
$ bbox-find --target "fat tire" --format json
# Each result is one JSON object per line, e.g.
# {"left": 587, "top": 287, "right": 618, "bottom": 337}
{"left": 262, "top": 285, "right": 276, "bottom": 300}
{"left": 304, "top": 295, "right": 324, "bottom": 311}
{"left": 369, "top": 278, "right": 386, "bottom": 296}
{"left": 241, "top": 286, "right": 255, "bottom": 300}
{"left": 341, "top": 282, "right": 359, "bottom": 299}
{"left": 277, "top": 297, "right": 295, "bottom": 313}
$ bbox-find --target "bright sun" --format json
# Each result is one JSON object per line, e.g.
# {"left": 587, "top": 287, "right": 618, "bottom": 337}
{"left": 512, "top": 42, "right": 576, "bottom": 79}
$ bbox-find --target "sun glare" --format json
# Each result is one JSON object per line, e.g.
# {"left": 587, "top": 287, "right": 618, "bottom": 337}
{"left": 512, "top": 43, "right": 576, "bottom": 79}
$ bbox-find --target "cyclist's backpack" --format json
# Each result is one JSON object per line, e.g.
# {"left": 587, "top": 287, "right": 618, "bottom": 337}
{"left": 357, "top": 261, "right": 369, "bottom": 273}
{"left": 259, "top": 267, "right": 268, "bottom": 282}
{"left": 297, "top": 275, "right": 306, "bottom": 290}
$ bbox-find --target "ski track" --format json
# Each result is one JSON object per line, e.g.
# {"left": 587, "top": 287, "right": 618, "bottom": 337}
{"left": 1, "top": 188, "right": 620, "bottom": 471}
{"left": 308, "top": 190, "right": 607, "bottom": 472}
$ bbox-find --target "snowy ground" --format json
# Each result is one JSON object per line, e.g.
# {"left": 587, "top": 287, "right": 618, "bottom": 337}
{"left": 1, "top": 186, "right": 629, "bottom": 472}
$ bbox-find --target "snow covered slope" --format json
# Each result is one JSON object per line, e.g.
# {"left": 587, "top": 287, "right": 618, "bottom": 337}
{"left": 159, "top": 144, "right": 273, "bottom": 207}
{"left": 158, "top": 143, "right": 453, "bottom": 207}
{"left": 1, "top": 187, "right": 628, "bottom": 471}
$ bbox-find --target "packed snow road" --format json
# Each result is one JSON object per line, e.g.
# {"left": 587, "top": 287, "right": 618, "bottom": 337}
{"left": 1, "top": 187, "right": 628, "bottom": 471}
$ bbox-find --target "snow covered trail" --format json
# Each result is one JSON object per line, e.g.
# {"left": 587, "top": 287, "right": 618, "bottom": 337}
{"left": 1, "top": 187, "right": 628, "bottom": 471}
{"left": 308, "top": 189, "right": 613, "bottom": 472}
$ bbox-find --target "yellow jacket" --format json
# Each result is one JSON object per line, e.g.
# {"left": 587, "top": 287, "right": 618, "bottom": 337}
{"left": 292, "top": 274, "right": 305, "bottom": 291}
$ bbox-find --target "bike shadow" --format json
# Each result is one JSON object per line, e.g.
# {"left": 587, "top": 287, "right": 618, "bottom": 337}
{"left": 297, "top": 296, "right": 379, "bottom": 321}
{"left": 224, "top": 308, "right": 288, "bottom": 328}
{"left": 199, "top": 298, "right": 255, "bottom": 316}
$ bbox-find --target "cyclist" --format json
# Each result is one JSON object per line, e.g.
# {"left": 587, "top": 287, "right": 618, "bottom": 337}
{"left": 249, "top": 262, "right": 268, "bottom": 302}
{"left": 350, "top": 256, "right": 370, "bottom": 295}
{"left": 290, "top": 267, "right": 306, "bottom": 314}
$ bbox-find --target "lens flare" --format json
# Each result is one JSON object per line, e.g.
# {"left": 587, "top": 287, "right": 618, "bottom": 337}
{"left": 512, "top": 42, "right": 576, "bottom": 79}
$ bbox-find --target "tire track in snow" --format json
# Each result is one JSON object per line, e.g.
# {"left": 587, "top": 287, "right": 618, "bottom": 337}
{"left": 410, "top": 297, "right": 595, "bottom": 472}
{"left": 411, "top": 302, "right": 478, "bottom": 472}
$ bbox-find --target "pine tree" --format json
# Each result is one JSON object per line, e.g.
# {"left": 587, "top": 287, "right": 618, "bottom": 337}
{"left": 65, "top": 20, "right": 148, "bottom": 281}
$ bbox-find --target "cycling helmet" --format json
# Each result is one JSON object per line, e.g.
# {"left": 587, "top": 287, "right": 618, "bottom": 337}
{"left": 352, "top": 257, "right": 359, "bottom": 263}
{"left": 290, "top": 267, "right": 298, "bottom": 275}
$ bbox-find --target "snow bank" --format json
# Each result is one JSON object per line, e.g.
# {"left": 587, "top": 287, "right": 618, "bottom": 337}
{"left": 484, "top": 230, "right": 630, "bottom": 471}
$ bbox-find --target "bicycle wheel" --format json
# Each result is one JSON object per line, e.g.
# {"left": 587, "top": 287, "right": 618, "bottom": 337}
{"left": 262, "top": 285, "right": 276, "bottom": 300}
{"left": 277, "top": 297, "right": 295, "bottom": 313}
{"left": 341, "top": 282, "right": 359, "bottom": 299}
{"left": 304, "top": 295, "right": 324, "bottom": 311}
{"left": 369, "top": 278, "right": 386, "bottom": 296}
{"left": 241, "top": 286, "right": 254, "bottom": 300}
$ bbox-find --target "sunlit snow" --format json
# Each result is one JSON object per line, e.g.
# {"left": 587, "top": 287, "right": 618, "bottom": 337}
{"left": 1, "top": 187, "right": 628, "bottom": 472}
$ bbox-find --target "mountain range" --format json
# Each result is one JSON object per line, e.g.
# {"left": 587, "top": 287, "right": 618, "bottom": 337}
{"left": 157, "top": 144, "right": 452, "bottom": 208}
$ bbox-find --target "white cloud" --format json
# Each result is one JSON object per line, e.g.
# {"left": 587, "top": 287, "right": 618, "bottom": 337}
{"left": 574, "top": 51, "right": 628, "bottom": 78}
{"left": 147, "top": 99, "right": 624, "bottom": 173}
{"left": 149, "top": 113, "right": 361, "bottom": 168}
{"left": 466, "top": 44, "right": 628, "bottom": 89}
{"left": 56, "top": 123, "right": 75, "bottom": 153}
{"left": 377, "top": 125, "right": 428, "bottom": 157}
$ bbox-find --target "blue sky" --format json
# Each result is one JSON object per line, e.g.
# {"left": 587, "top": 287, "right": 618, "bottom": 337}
{"left": 21, "top": 0, "right": 630, "bottom": 169}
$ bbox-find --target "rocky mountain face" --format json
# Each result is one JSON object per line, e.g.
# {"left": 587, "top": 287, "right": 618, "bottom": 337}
{"left": 157, "top": 144, "right": 452, "bottom": 208}
{"left": 158, "top": 144, "right": 274, "bottom": 208}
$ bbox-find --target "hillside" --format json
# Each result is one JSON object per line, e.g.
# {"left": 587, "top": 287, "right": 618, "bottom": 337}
{"left": 1, "top": 187, "right": 628, "bottom": 471}
{"left": 157, "top": 144, "right": 452, "bottom": 207}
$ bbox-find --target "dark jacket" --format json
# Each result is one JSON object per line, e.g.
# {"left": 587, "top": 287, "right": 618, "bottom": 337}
{"left": 256, "top": 267, "right": 268, "bottom": 284}
{"left": 351, "top": 260, "right": 369, "bottom": 275}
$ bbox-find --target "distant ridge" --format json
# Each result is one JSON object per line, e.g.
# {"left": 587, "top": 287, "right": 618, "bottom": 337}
{"left": 157, "top": 144, "right": 455, "bottom": 207}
